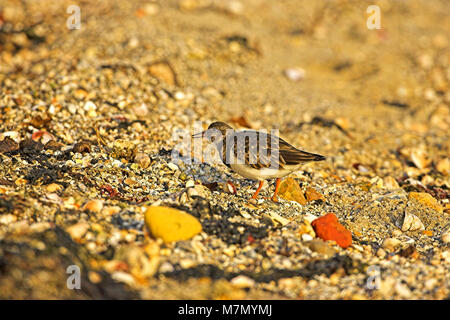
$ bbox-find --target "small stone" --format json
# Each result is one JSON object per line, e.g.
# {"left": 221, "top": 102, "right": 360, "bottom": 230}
{"left": 382, "top": 237, "right": 401, "bottom": 252}
{"left": 301, "top": 233, "right": 314, "bottom": 241}
{"left": 159, "top": 262, "right": 174, "bottom": 273}
{"left": 283, "top": 67, "right": 305, "bottom": 81}
{"left": 305, "top": 187, "right": 325, "bottom": 202}
{"left": 88, "top": 271, "right": 102, "bottom": 284}
{"left": 66, "top": 222, "right": 89, "bottom": 241}
{"left": 400, "top": 211, "right": 425, "bottom": 232}
{"left": 230, "top": 275, "right": 255, "bottom": 289}
{"left": 82, "top": 199, "right": 104, "bottom": 213}
{"left": 369, "top": 176, "right": 384, "bottom": 189}
{"left": 134, "top": 152, "right": 151, "bottom": 169}
{"left": 395, "top": 282, "right": 412, "bottom": 299}
{"left": 73, "top": 141, "right": 91, "bottom": 153}
{"left": 278, "top": 178, "right": 306, "bottom": 205}
{"left": 113, "top": 139, "right": 136, "bottom": 160}
{"left": 311, "top": 213, "right": 352, "bottom": 248}
{"left": 0, "top": 214, "right": 17, "bottom": 224}
{"left": 383, "top": 176, "right": 400, "bottom": 189}
{"left": 124, "top": 178, "right": 137, "bottom": 186}
{"left": 376, "top": 248, "right": 386, "bottom": 258}
{"left": 144, "top": 206, "right": 202, "bottom": 243}
{"left": 84, "top": 101, "right": 97, "bottom": 117}
{"left": 148, "top": 61, "right": 177, "bottom": 86}
{"left": 46, "top": 183, "right": 63, "bottom": 192}
{"left": 436, "top": 158, "right": 449, "bottom": 175}
{"left": 410, "top": 148, "right": 431, "bottom": 169}
{"left": 408, "top": 192, "right": 443, "bottom": 213}
{"left": 167, "top": 162, "right": 179, "bottom": 171}
{"left": 133, "top": 103, "right": 149, "bottom": 117}
{"left": 31, "top": 130, "right": 55, "bottom": 144}
{"left": 306, "top": 239, "right": 336, "bottom": 256}
{"left": 143, "top": 3, "right": 159, "bottom": 15}
{"left": 398, "top": 245, "right": 419, "bottom": 259}
{"left": 0, "top": 137, "right": 19, "bottom": 153}
{"left": 30, "top": 115, "right": 51, "bottom": 129}
{"left": 297, "top": 218, "right": 316, "bottom": 238}
{"left": 20, "top": 138, "right": 44, "bottom": 153}
{"left": 0, "top": 131, "right": 20, "bottom": 142}
{"left": 102, "top": 206, "right": 121, "bottom": 216}
{"left": 266, "top": 211, "right": 291, "bottom": 226}
{"left": 45, "top": 140, "right": 64, "bottom": 151}
{"left": 185, "top": 180, "right": 195, "bottom": 188}
{"left": 224, "top": 181, "right": 237, "bottom": 194}
{"left": 111, "top": 271, "right": 135, "bottom": 286}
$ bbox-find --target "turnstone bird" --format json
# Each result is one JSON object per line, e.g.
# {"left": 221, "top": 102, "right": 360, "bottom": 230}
{"left": 193, "top": 121, "right": 325, "bottom": 202}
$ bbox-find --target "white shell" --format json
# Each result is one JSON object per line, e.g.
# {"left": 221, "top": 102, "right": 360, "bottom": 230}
{"left": 400, "top": 212, "right": 425, "bottom": 232}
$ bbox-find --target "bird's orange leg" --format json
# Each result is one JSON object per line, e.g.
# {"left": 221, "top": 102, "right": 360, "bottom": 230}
{"left": 272, "top": 178, "right": 281, "bottom": 202}
{"left": 251, "top": 181, "right": 264, "bottom": 200}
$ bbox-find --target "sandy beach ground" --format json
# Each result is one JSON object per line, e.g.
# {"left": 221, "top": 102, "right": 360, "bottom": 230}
{"left": 0, "top": 0, "right": 449, "bottom": 299}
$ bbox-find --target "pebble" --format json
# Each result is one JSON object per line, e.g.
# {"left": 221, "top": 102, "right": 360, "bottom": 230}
{"left": 134, "top": 152, "right": 151, "bottom": 169}
{"left": 311, "top": 213, "right": 352, "bottom": 248}
{"left": 148, "top": 61, "right": 176, "bottom": 86}
{"left": 436, "top": 158, "right": 449, "bottom": 175}
{"left": 112, "top": 139, "right": 137, "bottom": 160}
{"left": 144, "top": 206, "right": 202, "bottom": 243}
{"left": 111, "top": 271, "right": 136, "bottom": 287}
{"left": 410, "top": 148, "right": 431, "bottom": 169}
{"left": 408, "top": 192, "right": 444, "bottom": 213}
{"left": 306, "top": 239, "right": 336, "bottom": 256}
{"left": 83, "top": 101, "right": 97, "bottom": 118}
{"left": 382, "top": 237, "right": 401, "bottom": 252}
{"left": 283, "top": 68, "right": 305, "bottom": 81}
{"left": 0, "top": 214, "right": 17, "bottom": 224}
{"left": 65, "top": 222, "right": 89, "bottom": 241}
{"left": 0, "top": 137, "right": 19, "bottom": 153}
{"left": 305, "top": 187, "right": 325, "bottom": 202}
{"left": 167, "top": 162, "right": 179, "bottom": 171}
{"left": 400, "top": 211, "right": 425, "bottom": 232}
{"left": 278, "top": 178, "right": 306, "bottom": 205}
{"left": 230, "top": 275, "right": 255, "bottom": 288}
{"left": 82, "top": 199, "right": 104, "bottom": 213}
{"left": 45, "top": 183, "right": 63, "bottom": 193}
{"left": 72, "top": 141, "right": 91, "bottom": 154}
{"left": 376, "top": 248, "right": 387, "bottom": 258}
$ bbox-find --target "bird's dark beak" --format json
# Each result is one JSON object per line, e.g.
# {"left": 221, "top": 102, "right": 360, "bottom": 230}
{"left": 192, "top": 131, "right": 206, "bottom": 138}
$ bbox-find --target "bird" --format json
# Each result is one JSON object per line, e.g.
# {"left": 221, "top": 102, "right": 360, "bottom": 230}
{"left": 192, "top": 121, "right": 326, "bottom": 202}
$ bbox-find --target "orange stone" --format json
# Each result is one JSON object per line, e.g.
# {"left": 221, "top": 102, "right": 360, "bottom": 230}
{"left": 311, "top": 213, "right": 352, "bottom": 248}
{"left": 305, "top": 187, "right": 325, "bottom": 202}
{"left": 278, "top": 178, "right": 306, "bottom": 205}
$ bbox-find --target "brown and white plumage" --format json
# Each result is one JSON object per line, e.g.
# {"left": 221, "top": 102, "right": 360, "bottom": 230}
{"left": 193, "top": 121, "right": 325, "bottom": 201}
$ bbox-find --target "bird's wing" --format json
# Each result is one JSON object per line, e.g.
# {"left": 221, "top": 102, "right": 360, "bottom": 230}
{"left": 278, "top": 137, "right": 325, "bottom": 165}
{"left": 225, "top": 131, "right": 324, "bottom": 169}
{"left": 226, "top": 131, "right": 283, "bottom": 170}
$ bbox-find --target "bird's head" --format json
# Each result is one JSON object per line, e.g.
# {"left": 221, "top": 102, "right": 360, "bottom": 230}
{"left": 192, "top": 121, "right": 233, "bottom": 142}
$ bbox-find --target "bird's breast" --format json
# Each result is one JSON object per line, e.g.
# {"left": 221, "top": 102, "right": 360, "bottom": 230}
{"left": 230, "top": 163, "right": 294, "bottom": 180}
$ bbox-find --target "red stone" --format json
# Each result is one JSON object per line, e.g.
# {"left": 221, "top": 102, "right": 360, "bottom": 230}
{"left": 311, "top": 213, "right": 352, "bottom": 248}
